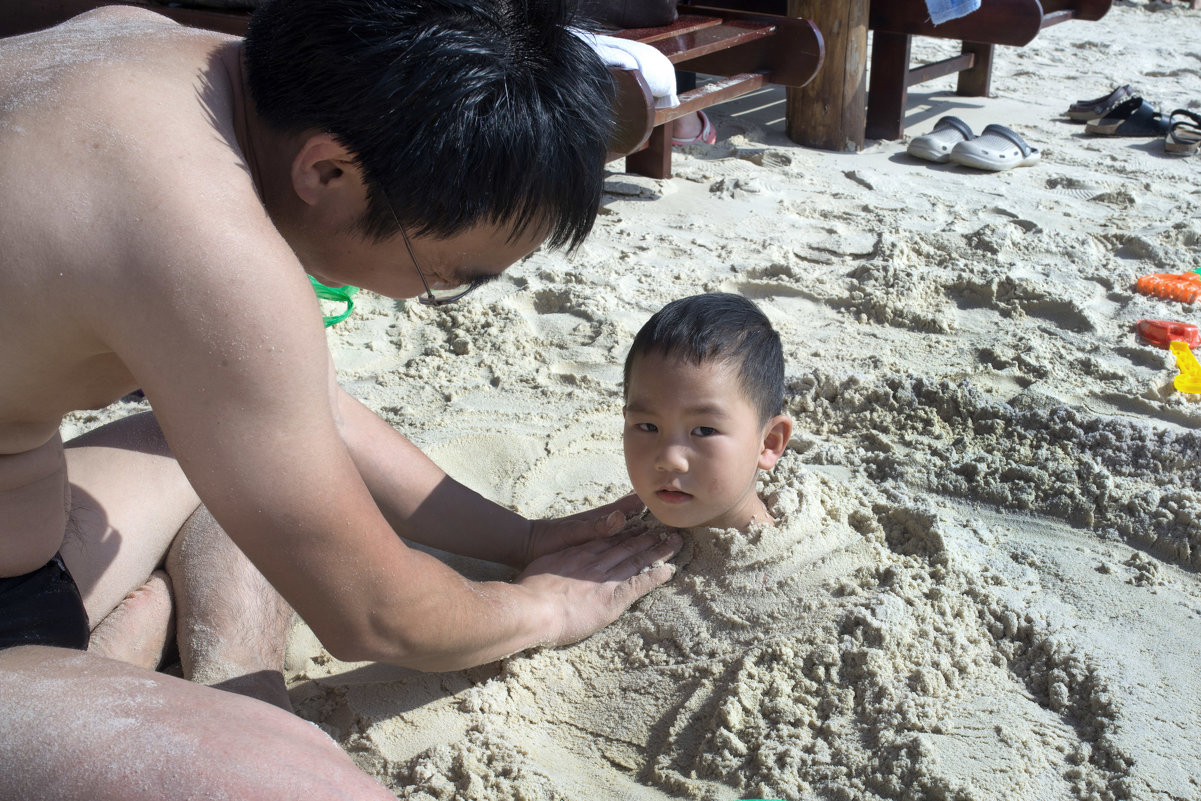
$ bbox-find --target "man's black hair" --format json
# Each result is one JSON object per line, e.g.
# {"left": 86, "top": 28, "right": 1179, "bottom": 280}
{"left": 623, "top": 293, "right": 785, "bottom": 423}
{"left": 243, "top": 0, "right": 613, "bottom": 250}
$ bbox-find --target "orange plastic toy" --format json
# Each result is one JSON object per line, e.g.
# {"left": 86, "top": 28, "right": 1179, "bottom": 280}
{"left": 1169, "top": 341, "right": 1201, "bottom": 393}
{"left": 1135, "top": 271, "right": 1201, "bottom": 304}
{"left": 1136, "top": 319, "right": 1201, "bottom": 349}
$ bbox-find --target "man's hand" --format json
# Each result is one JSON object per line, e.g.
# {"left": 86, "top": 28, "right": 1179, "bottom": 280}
{"left": 517, "top": 493, "right": 646, "bottom": 567}
{"left": 515, "top": 527, "right": 683, "bottom": 648}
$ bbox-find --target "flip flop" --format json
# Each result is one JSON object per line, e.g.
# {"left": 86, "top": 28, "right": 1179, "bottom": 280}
{"left": 671, "top": 110, "right": 717, "bottom": 146}
{"left": 1066, "top": 84, "right": 1133, "bottom": 121}
{"left": 1165, "top": 108, "right": 1201, "bottom": 155}
{"left": 949, "top": 124, "right": 1040, "bottom": 171}
{"left": 1084, "top": 97, "right": 1170, "bottom": 137}
{"left": 907, "top": 116, "right": 975, "bottom": 163}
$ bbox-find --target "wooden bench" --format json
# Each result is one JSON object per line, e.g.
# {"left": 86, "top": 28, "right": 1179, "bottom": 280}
{"left": 0, "top": 1, "right": 823, "bottom": 180}
{"left": 865, "top": 0, "right": 1112, "bottom": 140}
{"left": 701, "top": 0, "right": 1110, "bottom": 149}
{"left": 606, "top": 6, "right": 824, "bottom": 178}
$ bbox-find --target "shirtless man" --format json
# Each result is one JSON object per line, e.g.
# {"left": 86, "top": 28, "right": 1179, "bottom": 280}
{"left": 0, "top": 1, "right": 682, "bottom": 797}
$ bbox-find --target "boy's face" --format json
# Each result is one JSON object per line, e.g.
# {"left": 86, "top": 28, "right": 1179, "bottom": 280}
{"left": 623, "top": 351, "right": 785, "bottom": 529}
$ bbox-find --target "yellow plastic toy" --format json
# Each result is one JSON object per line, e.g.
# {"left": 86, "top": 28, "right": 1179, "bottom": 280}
{"left": 1169, "top": 340, "right": 1201, "bottom": 393}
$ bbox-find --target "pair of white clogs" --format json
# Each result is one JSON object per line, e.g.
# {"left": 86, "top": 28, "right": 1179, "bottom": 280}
{"left": 907, "top": 116, "right": 1040, "bottom": 171}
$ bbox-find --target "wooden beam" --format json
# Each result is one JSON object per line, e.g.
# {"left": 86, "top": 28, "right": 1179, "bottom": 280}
{"left": 624, "top": 125, "right": 673, "bottom": 179}
{"left": 955, "top": 42, "right": 993, "bottom": 96}
{"left": 785, "top": 0, "right": 868, "bottom": 151}
{"left": 907, "top": 52, "right": 975, "bottom": 86}
{"left": 870, "top": 0, "right": 1043, "bottom": 46}
{"left": 865, "top": 30, "right": 910, "bottom": 142}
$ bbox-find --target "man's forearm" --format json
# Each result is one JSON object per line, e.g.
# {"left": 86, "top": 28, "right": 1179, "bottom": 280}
{"left": 325, "top": 543, "right": 556, "bottom": 670}
{"left": 335, "top": 388, "right": 529, "bottom": 565}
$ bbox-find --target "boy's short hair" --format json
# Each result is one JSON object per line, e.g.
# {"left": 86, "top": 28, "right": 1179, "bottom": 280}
{"left": 244, "top": 0, "right": 613, "bottom": 250}
{"left": 623, "top": 293, "right": 785, "bottom": 422}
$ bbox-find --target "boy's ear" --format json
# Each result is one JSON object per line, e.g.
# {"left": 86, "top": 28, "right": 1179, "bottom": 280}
{"left": 757, "top": 414, "right": 793, "bottom": 470}
{"left": 290, "top": 132, "right": 365, "bottom": 214}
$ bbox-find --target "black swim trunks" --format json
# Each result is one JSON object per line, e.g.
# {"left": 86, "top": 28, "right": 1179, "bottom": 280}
{"left": 0, "top": 553, "right": 90, "bottom": 651}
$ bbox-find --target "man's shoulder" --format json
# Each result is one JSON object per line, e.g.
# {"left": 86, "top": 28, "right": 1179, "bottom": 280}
{"left": 69, "top": 4, "right": 181, "bottom": 27}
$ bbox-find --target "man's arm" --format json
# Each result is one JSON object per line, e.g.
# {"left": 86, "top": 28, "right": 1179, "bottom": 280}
{"left": 333, "top": 386, "right": 638, "bottom": 567}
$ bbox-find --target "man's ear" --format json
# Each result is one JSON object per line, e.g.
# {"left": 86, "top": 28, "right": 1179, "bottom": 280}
{"left": 757, "top": 414, "right": 793, "bottom": 470}
{"left": 290, "top": 132, "right": 363, "bottom": 210}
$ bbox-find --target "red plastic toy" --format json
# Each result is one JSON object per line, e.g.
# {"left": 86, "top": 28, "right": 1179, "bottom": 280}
{"left": 1136, "top": 319, "right": 1201, "bottom": 349}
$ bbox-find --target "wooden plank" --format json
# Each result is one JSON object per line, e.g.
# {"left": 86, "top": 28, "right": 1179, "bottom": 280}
{"left": 1074, "top": 0, "right": 1113, "bottom": 21}
{"left": 869, "top": 0, "right": 1044, "bottom": 46}
{"left": 610, "top": 14, "right": 723, "bottom": 44}
{"left": 689, "top": 0, "right": 785, "bottom": 12}
{"left": 786, "top": 0, "right": 868, "bottom": 151}
{"left": 1039, "top": 9, "right": 1076, "bottom": 26}
{"left": 1041, "top": 0, "right": 1112, "bottom": 19}
{"left": 653, "top": 72, "right": 770, "bottom": 126}
{"left": 680, "top": 6, "right": 824, "bottom": 87}
{"left": 648, "top": 22, "right": 774, "bottom": 64}
{"left": 907, "top": 52, "right": 975, "bottom": 86}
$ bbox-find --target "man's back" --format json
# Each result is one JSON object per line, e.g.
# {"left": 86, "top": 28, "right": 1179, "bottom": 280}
{"left": 0, "top": 8, "right": 265, "bottom": 575}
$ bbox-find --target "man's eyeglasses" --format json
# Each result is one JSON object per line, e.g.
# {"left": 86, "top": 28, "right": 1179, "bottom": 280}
{"left": 384, "top": 194, "right": 481, "bottom": 307}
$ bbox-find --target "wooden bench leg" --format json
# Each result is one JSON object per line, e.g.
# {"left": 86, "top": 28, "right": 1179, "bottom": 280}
{"left": 625, "top": 125, "right": 672, "bottom": 179}
{"left": 785, "top": 0, "right": 868, "bottom": 152}
{"left": 956, "top": 41, "right": 994, "bottom": 97}
{"left": 865, "top": 30, "right": 911, "bottom": 141}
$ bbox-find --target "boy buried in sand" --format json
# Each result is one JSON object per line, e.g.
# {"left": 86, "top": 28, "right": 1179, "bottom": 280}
{"left": 623, "top": 293, "right": 794, "bottom": 531}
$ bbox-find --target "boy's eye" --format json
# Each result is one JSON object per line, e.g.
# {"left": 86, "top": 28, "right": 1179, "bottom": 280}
{"left": 636, "top": 423, "right": 658, "bottom": 433}
{"left": 692, "top": 426, "right": 718, "bottom": 437}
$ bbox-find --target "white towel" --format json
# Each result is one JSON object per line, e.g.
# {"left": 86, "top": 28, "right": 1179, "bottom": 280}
{"left": 573, "top": 30, "right": 680, "bottom": 109}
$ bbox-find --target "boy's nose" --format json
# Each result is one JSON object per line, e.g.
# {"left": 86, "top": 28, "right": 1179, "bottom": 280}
{"left": 654, "top": 442, "right": 688, "bottom": 472}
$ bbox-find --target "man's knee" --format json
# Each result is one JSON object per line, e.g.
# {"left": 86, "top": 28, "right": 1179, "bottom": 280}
{"left": 0, "top": 648, "right": 393, "bottom": 801}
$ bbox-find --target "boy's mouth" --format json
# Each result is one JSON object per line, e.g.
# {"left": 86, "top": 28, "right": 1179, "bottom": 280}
{"left": 656, "top": 489, "right": 692, "bottom": 504}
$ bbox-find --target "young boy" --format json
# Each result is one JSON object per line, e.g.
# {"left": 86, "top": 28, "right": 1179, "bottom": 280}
{"left": 623, "top": 293, "right": 794, "bottom": 530}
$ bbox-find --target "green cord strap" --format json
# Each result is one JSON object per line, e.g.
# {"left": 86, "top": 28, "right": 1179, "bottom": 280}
{"left": 308, "top": 276, "right": 360, "bottom": 327}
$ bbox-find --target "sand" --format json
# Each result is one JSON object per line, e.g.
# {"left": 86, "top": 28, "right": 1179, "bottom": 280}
{"left": 63, "top": 3, "right": 1201, "bottom": 798}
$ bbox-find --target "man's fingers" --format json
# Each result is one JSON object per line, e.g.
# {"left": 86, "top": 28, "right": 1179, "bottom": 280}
{"left": 611, "top": 492, "right": 645, "bottom": 517}
{"left": 593, "top": 494, "right": 645, "bottom": 535}
{"left": 596, "top": 530, "right": 682, "bottom": 576}
{"left": 598, "top": 509, "right": 625, "bottom": 536}
{"left": 610, "top": 562, "right": 677, "bottom": 611}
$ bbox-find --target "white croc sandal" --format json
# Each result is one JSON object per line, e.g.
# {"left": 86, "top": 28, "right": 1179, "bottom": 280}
{"left": 949, "top": 124, "right": 1041, "bottom": 171}
{"left": 907, "top": 116, "right": 975, "bottom": 163}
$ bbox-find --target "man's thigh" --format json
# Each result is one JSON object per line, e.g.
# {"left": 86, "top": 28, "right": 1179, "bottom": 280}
{"left": 0, "top": 645, "right": 395, "bottom": 801}
{"left": 59, "top": 411, "right": 201, "bottom": 627}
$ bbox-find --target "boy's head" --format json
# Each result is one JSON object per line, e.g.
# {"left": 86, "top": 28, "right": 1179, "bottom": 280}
{"left": 622, "top": 293, "right": 792, "bottom": 530}
{"left": 244, "top": 0, "right": 612, "bottom": 252}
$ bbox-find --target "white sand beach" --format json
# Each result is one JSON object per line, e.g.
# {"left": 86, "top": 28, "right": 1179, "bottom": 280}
{"left": 66, "top": 3, "right": 1201, "bottom": 798}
